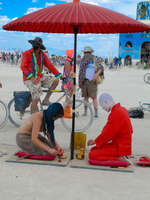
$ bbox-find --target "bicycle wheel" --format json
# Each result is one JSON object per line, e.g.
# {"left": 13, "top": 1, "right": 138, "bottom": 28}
{"left": 8, "top": 98, "right": 31, "bottom": 127}
{"left": 61, "top": 99, "right": 93, "bottom": 132}
{"left": 144, "top": 73, "right": 150, "bottom": 84}
{"left": 0, "top": 100, "right": 8, "bottom": 128}
{"left": 140, "top": 103, "right": 150, "bottom": 112}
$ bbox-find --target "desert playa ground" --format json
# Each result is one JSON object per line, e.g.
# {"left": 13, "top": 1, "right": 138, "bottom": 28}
{"left": 0, "top": 63, "right": 150, "bottom": 200}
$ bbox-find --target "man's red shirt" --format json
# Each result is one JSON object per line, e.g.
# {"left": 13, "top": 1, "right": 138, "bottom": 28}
{"left": 20, "top": 49, "right": 60, "bottom": 82}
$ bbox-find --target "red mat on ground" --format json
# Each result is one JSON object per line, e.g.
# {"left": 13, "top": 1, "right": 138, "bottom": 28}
{"left": 88, "top": 159, "right": 130, "bottom": 167}
{"left": 16, "top": 152, "right": 56, "bottom": 160}
{"left": 136, "top": 156, "right": 150, "bottom": 167}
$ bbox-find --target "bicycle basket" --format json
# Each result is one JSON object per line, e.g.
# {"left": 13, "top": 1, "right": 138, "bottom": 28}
{"left": 13, "top": 91, "right": 31, "bottom": 112}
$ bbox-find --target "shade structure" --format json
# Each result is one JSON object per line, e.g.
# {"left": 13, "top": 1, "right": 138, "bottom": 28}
{"left": 3, "top": 0, "right": 150, "bottom": 160}
{"left": 3, "top": 0, "right": 150, "bottom": 33}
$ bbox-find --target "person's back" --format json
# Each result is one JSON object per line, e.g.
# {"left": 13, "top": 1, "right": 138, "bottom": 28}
{"left": 107, "top": 103, "right": 132, "bottom": 156}
{"left": 18, "top": 113, "right": 37, "bottom": 135}
{"left": 88, "top": 93, "right": 133, "bottom": 161}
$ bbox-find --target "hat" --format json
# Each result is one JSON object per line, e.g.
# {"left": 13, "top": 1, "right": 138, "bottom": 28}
{"left": 83, "top": 46, "right": 94, "bottom": 53}
{"left": 66, "top": 49, "right": 74, "bottom": 58}
{"left": 66, "top": 49, "right": 74, "bottom": 62}
{"left": 28, "top": 37, "right": 46, "bottom": 50}
{"left": 99, "top": 93, "right": 115, "bottom": 112}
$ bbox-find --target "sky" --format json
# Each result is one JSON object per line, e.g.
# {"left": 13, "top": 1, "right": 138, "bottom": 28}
{"left": 0, "top": 0, "right": 142, "bottom": 57}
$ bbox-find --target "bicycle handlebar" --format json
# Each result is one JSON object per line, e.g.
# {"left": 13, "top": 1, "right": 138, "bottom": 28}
{"left": 42, "top": 89, "right": 65, "bottom": 93}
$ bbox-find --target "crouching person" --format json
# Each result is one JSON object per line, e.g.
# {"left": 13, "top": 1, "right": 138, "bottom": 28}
{"left": 88, "top": 93, "right": 133, "bottom": 161}
{"left": 16, "top": 103, "right": 64, "bottom": 156}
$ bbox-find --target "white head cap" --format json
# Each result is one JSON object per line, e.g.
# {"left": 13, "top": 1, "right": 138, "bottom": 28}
{"left": 99, "top": 93, "right": 115, "bottom": 112}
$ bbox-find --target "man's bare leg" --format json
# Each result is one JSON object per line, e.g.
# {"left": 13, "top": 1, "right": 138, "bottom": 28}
{"left": 42, "top": 79, "right": 59, "bottom": 104}
{"left": 31, "top": 98, "right": 40, "bottom": 114}
{"left": 92, "top": 97, "right": 98, "bottom": 118}
{"left": 83, "top": 97, "right": 89, "bottom": 116}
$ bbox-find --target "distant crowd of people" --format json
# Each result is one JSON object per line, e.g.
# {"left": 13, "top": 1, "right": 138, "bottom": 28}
{"left": 0, "top": 49, "right": 134, "bottom": 71}
{"left": 0, "top": 51, "right": 22, "bottom": 65}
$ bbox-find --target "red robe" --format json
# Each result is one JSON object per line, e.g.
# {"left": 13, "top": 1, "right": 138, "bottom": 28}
{"left": 89, "top": 103, "right": 133, "bottom": 161}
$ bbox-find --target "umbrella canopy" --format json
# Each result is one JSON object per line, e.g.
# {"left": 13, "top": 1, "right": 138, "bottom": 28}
{"left": 3, "top": 0, "right": 150, "bottom": 33}
{"left": 3, "top": 0, "right": 150, "bottom": 160}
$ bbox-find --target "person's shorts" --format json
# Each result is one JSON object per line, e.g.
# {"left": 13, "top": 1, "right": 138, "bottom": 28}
{"left": 81, "top": 79, "right": 97, "bottom": 98}
{"left": 16, "top": 133, "right": 52, "bottom": 155}
{"left": 24, "top": 75, "right": 56, "bottom": 99}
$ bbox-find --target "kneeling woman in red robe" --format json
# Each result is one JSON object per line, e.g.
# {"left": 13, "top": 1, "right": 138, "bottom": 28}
{"left": 88, "top": 93, "right": 133, "bottom": 161}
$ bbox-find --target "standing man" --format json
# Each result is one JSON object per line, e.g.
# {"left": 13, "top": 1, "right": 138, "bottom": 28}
{"left": 20, "top": 37, "right": 62, "bottom": 113}
{"left": 79, "top": 46, "right": 104, "bottom": 118}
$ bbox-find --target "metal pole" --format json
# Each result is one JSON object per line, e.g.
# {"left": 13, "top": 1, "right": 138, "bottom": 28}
{"left": 71, "top": 27, "right": 78, "bottom": 160}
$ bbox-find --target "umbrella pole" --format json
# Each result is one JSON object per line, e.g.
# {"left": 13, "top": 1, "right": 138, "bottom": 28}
{"left": 71, "top": 27, "right": 78, "bottom": 160}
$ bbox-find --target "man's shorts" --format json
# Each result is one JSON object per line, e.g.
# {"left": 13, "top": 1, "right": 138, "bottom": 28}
{"left": 24, "top": 75, "right": 56, "bottom": 99}
{"left": 81, "top": 79, "right": 97, "bottom": 98}
{"left": 16, "top": 133, "right": 53, "bottom": 155}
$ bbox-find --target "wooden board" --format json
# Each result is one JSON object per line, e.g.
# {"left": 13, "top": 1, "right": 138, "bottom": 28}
{"left": 70, "top": 158, "right": 134, "bottom": 173}
{"left": 6, "top": 153, "right": 70, "bottom": 167}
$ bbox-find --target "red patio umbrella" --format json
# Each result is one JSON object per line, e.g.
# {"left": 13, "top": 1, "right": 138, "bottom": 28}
{"left": 3, "top": 0, "right": 150, "bottom": 33}
{"left": 3, "top": 0, "right": 150, "bottom": 159}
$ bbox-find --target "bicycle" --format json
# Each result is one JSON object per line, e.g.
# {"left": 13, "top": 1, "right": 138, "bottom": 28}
{"left": 139, "top": 101, "right": 150, "bottom": 112}
{"left": 0, "top": 99, "right": 8, "bottom": 128}
{"left": 144, "top": 73, "right": 150, "bottom": 84}
{"left": 8, "top": 88, "right": 94, "bottom": 132}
